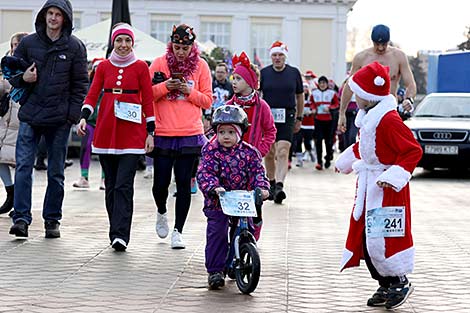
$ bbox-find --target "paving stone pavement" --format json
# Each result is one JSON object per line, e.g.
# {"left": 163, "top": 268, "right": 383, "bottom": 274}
{"left": 0, "top": 159, "right": 469, "bottom": 312}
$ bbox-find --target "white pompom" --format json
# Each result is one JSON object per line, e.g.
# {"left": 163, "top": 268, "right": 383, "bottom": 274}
{"left": 374, "top": 76, "right": 385, "bottom": 86}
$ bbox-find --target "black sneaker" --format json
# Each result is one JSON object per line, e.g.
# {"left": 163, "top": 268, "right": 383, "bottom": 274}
{"left": 34, "top": 161, "right": 47, "bottom": 171}
{"left": 385, "top": 282, "right": 414, "bottom": 309}
{"left": 111, "top": 238, "right": 127, "bottom": 251}
{"left": 325, "top": 159, "right": 331, "bottom": 169}
{"left": 268, "top": 181, "right": 276, "bottom": 201}
{"left": 45, "top": 220, "right": 61, "bottom": 238}
{"left": 273, "top": 183, "right": 286, "bottom": 204}
{"left": 367, "top": 286, "right": 388, "bottom": 307}
{"left": 64, "top": 159, "right": 74, "bottom": 169}
{"left": 208, "top": 271, "right": 225, "bottom": 290}
{"left": 9, "top": 220, "right": 29, "bottom": 238}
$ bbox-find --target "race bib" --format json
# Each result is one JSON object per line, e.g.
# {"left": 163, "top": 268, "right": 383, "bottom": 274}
{"left": 317, "top": 104, "right": 329, "bottom": 114}
{"left": 366, "top": 206, "right": 405, "bottom": 238}
{"left": 219, "top": 190, "right": 257, "bottom": 217}
{"left": 114, "top": 100, "right": 142, "bottom": 124}
{"left": 271, "top": 108, "right": 286, "bottom": 123}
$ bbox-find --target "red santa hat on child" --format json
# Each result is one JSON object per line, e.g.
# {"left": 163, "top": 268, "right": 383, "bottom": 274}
{"left": 348, "top": 61, "right": 390, "bottom": 102}
{"left": 270, "top": 40, "right": 288, "bottom": 57}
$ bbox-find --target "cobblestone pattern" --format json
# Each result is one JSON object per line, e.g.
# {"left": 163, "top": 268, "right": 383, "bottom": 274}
{"left": 0, "top": 161, "right": 468, "bottom": 312}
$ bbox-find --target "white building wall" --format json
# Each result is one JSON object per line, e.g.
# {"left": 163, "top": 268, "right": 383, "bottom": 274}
{"left": 0, "top": 0, "right": 355, "bottom": 83}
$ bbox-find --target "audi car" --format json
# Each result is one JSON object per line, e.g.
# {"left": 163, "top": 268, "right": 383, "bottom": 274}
{"left": 404, "top": 93, "right": 470, "bottom": 170}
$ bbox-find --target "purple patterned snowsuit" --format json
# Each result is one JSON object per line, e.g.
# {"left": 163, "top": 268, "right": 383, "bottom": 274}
{"left": 197, "top": 139, "right": 269, "bottom": 273}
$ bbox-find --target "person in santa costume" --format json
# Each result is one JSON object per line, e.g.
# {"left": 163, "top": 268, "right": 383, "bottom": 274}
{"left": 335, "top": 61, "right": 422, "bottom": 310}
{"left": 77, "top": 23, "right": 155, "bottom": 252}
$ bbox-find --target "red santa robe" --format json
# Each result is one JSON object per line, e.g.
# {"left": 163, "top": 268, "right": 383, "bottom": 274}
{"left": 336, "top": 95, "right": 422, "bottom": 277}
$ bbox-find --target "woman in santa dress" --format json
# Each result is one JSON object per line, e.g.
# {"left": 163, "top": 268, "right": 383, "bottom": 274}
{"left": 77, "top": 23, "right": 155, "bottom": 252}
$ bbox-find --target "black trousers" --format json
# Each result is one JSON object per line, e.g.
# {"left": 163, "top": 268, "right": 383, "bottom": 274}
{"left": 152, "top": 154, "right": 198, "bottom": 233}
{"left": 294, "top": 129, "right": 315, "bottom": 153}
{"left": 99, "top": 154, "right": 139, "bottom": 244}
{"left": 314, "top": 119, "right": 333, "bottom": 164}
{"left": 363, "top": 231, "right": 402, "bottom": 288}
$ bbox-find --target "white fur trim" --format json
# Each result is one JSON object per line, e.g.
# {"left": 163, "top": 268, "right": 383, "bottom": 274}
{"left": 352, "top": 161, "right": 387, "bottom": 221}
{"left": 81, "top": 104, "right": 94, "bottom": 115}
{"left": 92, "top": 146, "right": 145, "bottom": 155}
{"left": 376, "top": 165, "right": 411, "bottom": 192}
{"left": 145, "top": 116, "right": 156, "bottom": 122}
{"left": 367, "top": 244, "right": 415, "bottom": 276}
{"left": 336, "top": 145, "right": 358, "bottom": 174}
{"left": 348, "top": 76, "right": 388, "bottom": 102}
{"left": 374, "top": 76, "right": 385, "bottom": 86}
{"left": 340, "top": 249, "right": 354, "bottom": 271}
{"left": 269, "top": 46, "right": 288, "bottom": 57}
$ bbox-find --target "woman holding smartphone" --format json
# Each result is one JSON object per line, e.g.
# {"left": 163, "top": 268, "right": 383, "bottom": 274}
{"left": 148, "top": 24, "right": 212, "bottom": 249}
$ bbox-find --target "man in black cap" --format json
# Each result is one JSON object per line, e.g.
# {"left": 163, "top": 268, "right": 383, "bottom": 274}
{"left": 338, "top": 24, "right": 416, "bottom": 132}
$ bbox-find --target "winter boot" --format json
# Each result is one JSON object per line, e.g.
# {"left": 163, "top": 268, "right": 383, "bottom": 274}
{"left": 0, "top": 185, "right": 14, "bottom": 215}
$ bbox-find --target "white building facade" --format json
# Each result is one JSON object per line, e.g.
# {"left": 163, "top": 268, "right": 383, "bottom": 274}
{"left": 0, "top": 0, "right": 356, "bottom": 82}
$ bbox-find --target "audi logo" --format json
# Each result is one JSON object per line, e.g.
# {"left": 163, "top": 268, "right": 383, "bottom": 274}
{"left": 433, "top": 132, "right": 452, "bottom": 139}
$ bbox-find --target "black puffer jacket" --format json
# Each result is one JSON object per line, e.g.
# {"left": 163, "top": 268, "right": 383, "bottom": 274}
{"left": 10, "top": 0, "right": 88, "bottom": 127}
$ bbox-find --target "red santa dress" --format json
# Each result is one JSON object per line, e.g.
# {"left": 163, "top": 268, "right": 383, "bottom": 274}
{"left": 336, "top": 95, "right": 423, "bottom": 277}
{"left": 83, "top": 59, "right": 154, "bottom": 154}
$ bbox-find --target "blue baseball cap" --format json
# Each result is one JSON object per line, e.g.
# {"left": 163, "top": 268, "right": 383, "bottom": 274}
{"left": 371, "top": 24, "right": 390, "bottom": 43}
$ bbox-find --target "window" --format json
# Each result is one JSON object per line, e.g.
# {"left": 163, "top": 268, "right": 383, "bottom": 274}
{"left": 200, "top": 22, "right": 231, "bottom": 49}
{"left": 250, "top": 19, "right": 281, "bottom": 67}
{"left": 73, "top": 12, "right": 81, "bottom": 30}
{"left": 150, "top": 15, "right": 180, "bottom": 43}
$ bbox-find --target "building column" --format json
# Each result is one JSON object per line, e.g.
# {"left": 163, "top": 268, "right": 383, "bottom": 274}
{"left": 283, "top": 16, "right": 300, "bottom": 68}
{"left": 132, "top": 12, "right": 148, "bottom": 33}
{"left": 231, "top": 14, "right": 249, "bottom": 55}
{"left": 181, "top": 14, "right": 199, "bottom": 34}
{"left": 334, "top": 11, "right": 348, "bottom": 83}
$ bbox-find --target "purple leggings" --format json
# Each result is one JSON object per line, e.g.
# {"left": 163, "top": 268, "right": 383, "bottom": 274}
{"left": 80, "top": 124, "right": 95, "bottom": 170}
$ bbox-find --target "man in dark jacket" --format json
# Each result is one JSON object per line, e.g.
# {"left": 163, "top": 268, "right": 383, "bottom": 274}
{"left": 8, "top": 0, "right": 88, "bottom": 238}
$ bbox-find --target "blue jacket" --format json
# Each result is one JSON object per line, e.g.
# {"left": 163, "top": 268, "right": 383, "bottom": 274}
{"left": 10, "top": 0, "right": 88, "bottom": 127}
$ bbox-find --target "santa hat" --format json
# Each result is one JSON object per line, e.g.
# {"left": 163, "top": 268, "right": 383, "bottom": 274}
{"left": 111, "top": 23, "right": 135, "bottom": 46}
{"left": 348, "top": 62, "right": 390, "bottom": 102}
{"left": 91, "top": 58, "right": 105, "bottom": 70}
{"left": 304, "top": 70, "right": 316, "bottom": 78}
{"left": 270, "top": 40, "right": 288, "bottom": 57}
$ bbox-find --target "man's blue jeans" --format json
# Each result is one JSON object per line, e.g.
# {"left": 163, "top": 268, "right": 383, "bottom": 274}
{"left": 13, "top": 122, "right": 71, "bottom": 225}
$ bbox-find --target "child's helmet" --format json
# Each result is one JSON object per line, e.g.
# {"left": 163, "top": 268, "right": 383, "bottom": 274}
{"left": 212, "top": 105, "right": 249, "bottom": 133}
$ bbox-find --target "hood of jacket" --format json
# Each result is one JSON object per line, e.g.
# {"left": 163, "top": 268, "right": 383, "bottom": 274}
{"left": 35, "top": 0, "right": 73, "bottom": 43}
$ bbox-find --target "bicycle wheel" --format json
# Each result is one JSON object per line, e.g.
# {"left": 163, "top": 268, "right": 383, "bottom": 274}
{"left": 235, "top": 242, "right": 260, "bottom": 294}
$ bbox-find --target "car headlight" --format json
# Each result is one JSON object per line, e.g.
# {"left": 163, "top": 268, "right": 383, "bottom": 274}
{"left": 411, "top": 130, "right": 418, "bottom": 140}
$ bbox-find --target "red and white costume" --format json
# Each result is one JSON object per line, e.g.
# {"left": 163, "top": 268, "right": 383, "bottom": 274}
{"left": 83, "top": 59, "right": 154, "bottom": 154}
{"left": 310, "top": 88, "right": 339, "bottom": 121}
{"left": 336, "top": 94, "right": 422, "bottom": 277}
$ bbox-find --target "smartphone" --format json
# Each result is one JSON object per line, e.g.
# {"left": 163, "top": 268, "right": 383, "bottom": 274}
{"left": 171, "top": 72, "right": 184, "bottom": 82}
